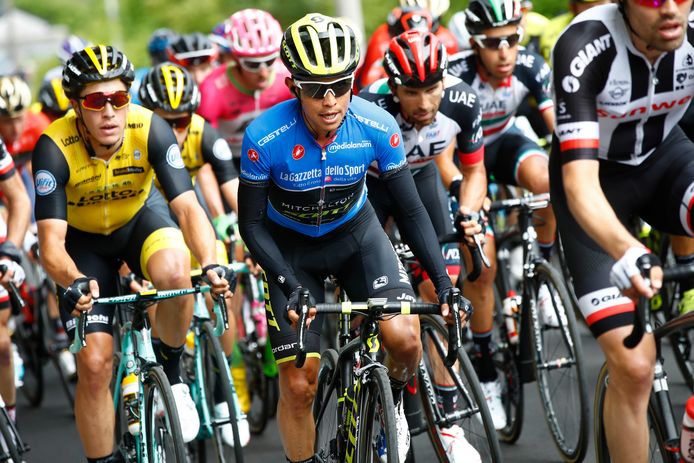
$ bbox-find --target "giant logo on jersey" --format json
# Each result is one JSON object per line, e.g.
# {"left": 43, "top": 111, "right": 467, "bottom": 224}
{"left": 562, "top": 33, "right": 612, "bottom": 94}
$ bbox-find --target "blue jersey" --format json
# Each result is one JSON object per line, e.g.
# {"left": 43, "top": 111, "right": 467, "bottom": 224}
{"left": 241, "top": 97, "right": 407, "bottom": 237}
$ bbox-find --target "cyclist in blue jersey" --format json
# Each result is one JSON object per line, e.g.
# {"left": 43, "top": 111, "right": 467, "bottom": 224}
{"left": 237, "top": 14, "right": 465, "bottom": 463}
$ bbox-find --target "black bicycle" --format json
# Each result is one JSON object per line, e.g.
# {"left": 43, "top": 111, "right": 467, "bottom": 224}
{"left": 594, "top": 262, "right": 694, "bottom": 462}
{"left": 310, "top": 290, "right": 470, "bottom": 463}
{"left": 490, "top": 192, "right": 589, "bottom": 462}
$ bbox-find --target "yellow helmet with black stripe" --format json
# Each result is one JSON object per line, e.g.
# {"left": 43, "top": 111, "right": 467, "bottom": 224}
{"left": 62, "top": 44, "right": 135, "bottom": 99}
{"left": 280, "top": 13, "right": 359, "bottom": 80}
{"left": 138, "top": 62, "right": 200, "bottom": 114}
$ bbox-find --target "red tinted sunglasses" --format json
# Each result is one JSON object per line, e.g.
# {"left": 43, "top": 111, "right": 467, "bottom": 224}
{"left": 164, "top": 114, "right": 192, "bottom": 130}
{"left": 79, "top": 91, "right": 131, "bottom": 111}
{"left": 633, "top": 0, "right": 687, "bottom": 6}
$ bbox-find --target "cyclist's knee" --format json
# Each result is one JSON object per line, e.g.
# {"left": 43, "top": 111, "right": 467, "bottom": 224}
{"left": 148, "top": 250, "right": 190, "bottom": 289}
{"left": 76, "top": 349, "right": 112, "bottom": 392}
{"left": 383, "top": 318, "right": 421, "bottom": 365}
{"left": 607, "top": 348, "right": 654, "bottom": 398}
{"left": 279, "top": 366, "right": 317, "bottom": 412}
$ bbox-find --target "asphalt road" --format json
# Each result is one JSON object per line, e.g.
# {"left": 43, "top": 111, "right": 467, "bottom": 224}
{"left": 13, "top": 323, "right": 692, "bottom": 462}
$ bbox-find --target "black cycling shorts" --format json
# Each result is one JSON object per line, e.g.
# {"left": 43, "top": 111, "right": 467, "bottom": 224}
{"left": 58, "top": 207, "right": 186, "bottom": 340}
{"left": 485, "top": 123, "right": 547, "bottom": 186}
{"left": 550, "top": 125, "right": 694, "bottom": 338}
{"left": 263, "top": 203, "right": 416, "bottom": 365}
{"left": 367, "top": 162, "right": 460, "bottom": 284}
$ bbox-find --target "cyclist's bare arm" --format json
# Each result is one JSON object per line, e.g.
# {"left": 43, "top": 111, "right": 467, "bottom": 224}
{"left": 0, "top": 171, "right": 30, "bottom": 247}
{"left": 196, "top": 164, "right": 226, "bottom": 217}
{"left": 541, "top": 105, "right": 555, "bottom": 133}
{"left": 37, "top": 219, "right": 81, "bottom": 287}
{"left": 169, "top": 190, "right": 217, "bottom": 269}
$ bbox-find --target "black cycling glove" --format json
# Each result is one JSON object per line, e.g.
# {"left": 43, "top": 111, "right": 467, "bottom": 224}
{"left": 438, "top": 287, "right": 474, "bottom": 320}
{"left": 202, "top": 264, "right": 237, "bottom": 293}
{"left": 0, "top": 240, "right": 22, "bottom": 263}
{"left": 285, "top": 286, "right": 316, "bottom": 323}
{"left": 61, "top": 277, "right": 97, "bottom": 311}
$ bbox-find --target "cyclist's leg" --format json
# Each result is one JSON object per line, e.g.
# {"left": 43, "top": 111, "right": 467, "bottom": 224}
{"left": 61, "top": 228, "right": 119, "bottom": 459}
{"left": 127, "top": 208, "right": 192, "bottom": 385}
{"left": 503, "top": 126, "right": 555, "bottom": 260}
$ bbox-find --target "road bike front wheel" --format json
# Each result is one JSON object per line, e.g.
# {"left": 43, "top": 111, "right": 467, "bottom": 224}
{"left": 530, "top": 260, "right": 589, "bottom": 462}
{"left": 143, "top": 365, "right": 187, "bottom": 463}
{"left": 200, "top": 320, "right": 244, "bottom": 462}
{"left": 356, "top": 367, "right": 399, "bottom": 463}
{"left": 0, "top": 407, "right": 21, "bottom": 462}
{"left": 419, "top": 314, "right": 503, "bottom": 462}
{"left": 313, "top": 349, "right": 340, "bottom": 463}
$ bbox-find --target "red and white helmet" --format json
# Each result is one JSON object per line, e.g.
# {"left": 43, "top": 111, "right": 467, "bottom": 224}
{"left": 227, "top": 9, "right": 283, "bottom": 58}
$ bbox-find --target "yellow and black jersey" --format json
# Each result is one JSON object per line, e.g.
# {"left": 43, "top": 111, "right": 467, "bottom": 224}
{"left": 33, "top": 104, "right": 193, "bottom": 234}
{"left": 155, "top": 113, "right": 237, "bottom": 190}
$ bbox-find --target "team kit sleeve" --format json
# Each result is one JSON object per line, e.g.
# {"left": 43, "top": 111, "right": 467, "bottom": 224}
{"left": 147, "top": 114, "right": 194, "bottom": 201}
{"left": 237, "top": 127, "right": 302, "bottom": 296}
{"left": 200, "top": 122, "right": 238, "bottom": 183}
{"left": 450, "top": 85, "right": 485, "bottom": 166}
{"left": 32, "top": 135, "right": 70, "bottom": 221}
{"left": 525, "top": 51, "right": 554, "bottom": 113}
{"left": 552, "top": 21, "right": 616, "bottom": 164}
{"left": 0, "top": 139, "right": 16, "bottom": 181}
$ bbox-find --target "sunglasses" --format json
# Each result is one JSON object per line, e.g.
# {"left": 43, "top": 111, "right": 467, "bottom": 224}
{"left": 79, "top": 91, "right": 131, "bottom": 111}
{"left": 293, "top": 75, "right": 354, "bottom": 99}
{"left": 472, "top": 29, "right": 523, "bottom": 49}
{"left": 238, "top": 54, "right": 278, "bottom": 73}
{"left": 164, "top": 114, "right": 192, "bottom": 130}
{"left": 633, "top": 0, "right": 688, "bottom": 7}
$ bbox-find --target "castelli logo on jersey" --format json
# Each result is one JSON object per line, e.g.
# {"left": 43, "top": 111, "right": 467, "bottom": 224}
{"left": 247, "top": 149, "right": 259, "bottom": 162}
{"left": 292, "top": 144, "right": 305, "bottom": 160}
{"left": 390, "top": 133, "right": 400, "bottom": 148}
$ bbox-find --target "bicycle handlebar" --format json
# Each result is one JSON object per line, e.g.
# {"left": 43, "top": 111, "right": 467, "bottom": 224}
{"left": 488, "top": 192, "right": 550, "bottom": 213}
{"left": 293, "top": 289, "right": 473, "bottom": 368}
{"left": 624, "top": 262, "right": 694, "bottom": 349}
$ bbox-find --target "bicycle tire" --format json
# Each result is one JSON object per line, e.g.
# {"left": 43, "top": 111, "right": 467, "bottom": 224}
{"left": 530, "top": 260, "right": 589, "bottom": 462}
{"left": 243, "top": 343, "right": 270, "bottom": 435}
{"left": 0, "top": 407, "right": 21, "bottom": 462}
{"left": 419, "top": 314, "right": 503, "bottom": 462}
{"left": 593, "top": 362, "right": 679, "bottom": 463}
{"left": 143, "top": 365, "right": 187, "bottom": 463}
{"left": 313, "top": 349, "right": 340, "bottom": 463}
{"left": 356, "top": 367, "right": 399, "bottom": 463}
{"left": 13, "top": 320, "right": 43, "bottom": 407}
{"left": 492, "top": 267, "right": 524, "bottom": 444}
{"left": 201, "top": 320, "right": 244, "bottom": 462}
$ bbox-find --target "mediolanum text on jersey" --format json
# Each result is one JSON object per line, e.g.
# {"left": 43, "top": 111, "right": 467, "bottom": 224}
{"left": 569, "top": 34, "right": 612, "bottom": 77}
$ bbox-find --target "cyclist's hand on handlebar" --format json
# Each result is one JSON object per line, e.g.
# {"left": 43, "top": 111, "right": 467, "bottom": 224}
{"left": 455, "top": 206, "right": 485, "bottom": 246}
{"left": 203, "top": 264, "right": 237, "bottom": 297}
{"left": 609, "top": 247, "right": 662, "bottom": 299}
{"left": 438, "top": 287, "right": 473, "bottom": 326}
{"left": 0, "top": 259, "right": 24, "bottom": 287}
{"left": 62, "top": 276, "right": 99, "bottom": 317}
{"left": 286, "top": 286, "right": 317, "bottom": 329}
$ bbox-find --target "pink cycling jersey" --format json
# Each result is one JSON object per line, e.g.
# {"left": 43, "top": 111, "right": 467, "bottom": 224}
{"left": 197, "top": 62, "right": 292, "bottom": 155}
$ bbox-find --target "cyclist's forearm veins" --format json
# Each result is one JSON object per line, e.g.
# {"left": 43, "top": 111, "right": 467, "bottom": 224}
{"left": 383, "top": 167, "right": 452, "bottom": 293}
{"left": 238, "top": 180, "right": 301, "bottom": 295}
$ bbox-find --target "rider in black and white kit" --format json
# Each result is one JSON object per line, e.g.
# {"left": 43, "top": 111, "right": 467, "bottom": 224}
{"left": 359, "top": 30, "right": 487, "bottom": 462}
{"left": 550, "top": 2, "right": 694, "bottom": 460}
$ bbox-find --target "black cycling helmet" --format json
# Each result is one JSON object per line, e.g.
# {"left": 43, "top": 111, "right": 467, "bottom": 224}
{"left": 38, "top": 77, "right": 71, "bottom": 117}
{"left": 280, "top": 14, "right": 360, "bottom": 80}
{"left": 138, "top": 62, "right": 200, "bottom": 113}
{"left": 62, "top": 44, "right": 135, "bottom": 99}
{"left": 384, "top": 30, "right": 447, "bottom": 88}
{"left": 148, "top": 28, "right": 178, "bottom": 65}
{"left": 387, "top": 6, "right": 434, "bottom": 37}
{"left": 465, "top": 0, "right": 523, "bottom": 35}
{"left": 167, "top": 32, "right": 218, "bottom": 67}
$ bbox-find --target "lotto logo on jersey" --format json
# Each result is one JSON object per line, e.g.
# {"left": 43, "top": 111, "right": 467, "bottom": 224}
{"left": 390, "top": 133, "right": 400, "bottom": 148}
{"left": 247, "top": 149, "right": 259, "bottom": 162}
{"left": 292, "top": 144, "right": 305, "bottom": 160}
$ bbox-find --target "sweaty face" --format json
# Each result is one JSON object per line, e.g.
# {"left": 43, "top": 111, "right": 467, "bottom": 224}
{"left": 75, "top": 79, "right": 129, "bottom": 150}
{"left": 475, "top": 24, "right": 520, "bottom": 80}
{"left": 0, "top": 114, "right": 26, "bottom": 146}
{"left": 626, "top": 0, "right": 692, "bottom": 54}
{"left": 394, "top": 81, "right": 444, "bottom": 130}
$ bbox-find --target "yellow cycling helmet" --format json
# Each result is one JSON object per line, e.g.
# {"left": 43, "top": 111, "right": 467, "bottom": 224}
{"left": 280, "top": 13, "right": 359, "bottom": 80}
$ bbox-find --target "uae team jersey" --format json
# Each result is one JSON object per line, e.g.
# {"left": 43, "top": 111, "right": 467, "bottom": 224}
{"left": 240, "top": 96, "right": 407, "bottom": 237}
